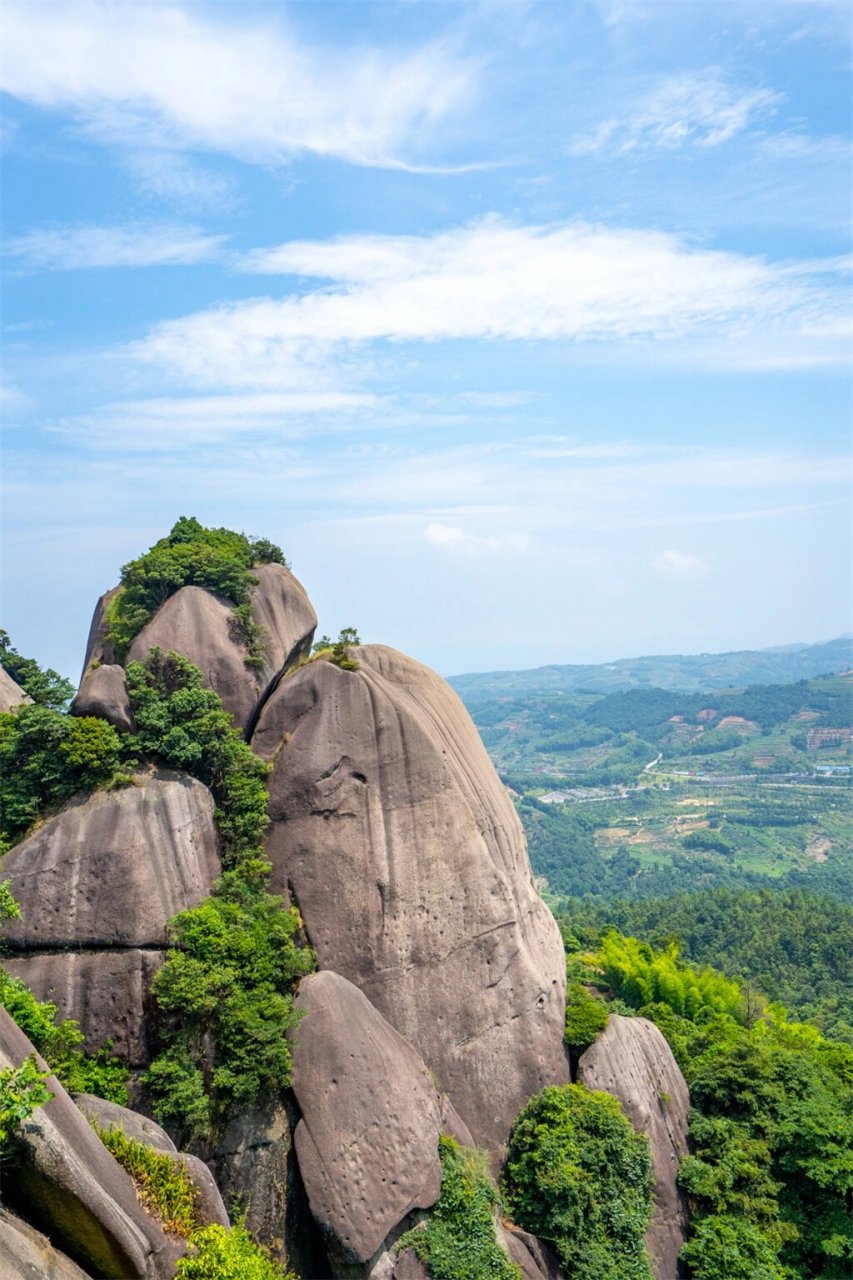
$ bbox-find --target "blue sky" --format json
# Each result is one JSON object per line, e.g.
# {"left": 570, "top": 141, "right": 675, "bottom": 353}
{"left": 1, "top": 0, "right": 850, "bottom": 680}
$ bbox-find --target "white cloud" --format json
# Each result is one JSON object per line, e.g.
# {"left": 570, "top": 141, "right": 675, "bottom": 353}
{"left": 131, "top": 217, "right": 850, "bottom": 387}
{"left": 425, "top": 522, "right": 530, "bottom": 555}
{"left": 654, "top": 549, "right": 708, "bottom": 574}
{"left": 123, "top": 152, "right": 238, "bottom": 210}
{"left": 569, "top": 70, "right": 782, "bottom": 155}
{"left": 1, "top": 1, "right": 479, "bottom": 170}
{"left": 5, "top": 223, "right": 226, "bottom": 269}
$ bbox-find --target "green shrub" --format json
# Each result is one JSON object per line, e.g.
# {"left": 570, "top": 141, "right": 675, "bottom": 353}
{"left": 0, "top": 630, "right": 74, "bottom": 710}
{"left": 125, "top": 649, "right": 269, "bottom": 870}
{"left": 175, "top": 1223, "right": 295, "bottom": 1280}
{"left": 311, "top": 627, "right": 361, "bottom": 670}
{"left": 679, "top": 1215, "right": 787, "bottom": 1280}
{"left": 0, "top": 1055, "right": 52, "bottom": 1154}
{"left": 0, "top": 704, "right": 124, "bottom": 847}
{"left": 398, "top": 1136, "right": 520, "bottom": 1280}
{"left": 95, "top": 1123, "right": 198, "bottom": 1235}
{"left": 595, "top": 932, "right": 745, "bottom": 1023}
{"left": 0, "top": 969, "right": 128, "bottom": 1103}
{"left": 503, "top": 1084, "right": 653, "bottom": 1280}
{"left": 564, "top": 981, "right": 609, "bottom": 1059}
{"left": 144, "top": 888, "right": 313, "bottom": 1141}
{"left": 105, "top": 517, "right": 286, "bottom": 662}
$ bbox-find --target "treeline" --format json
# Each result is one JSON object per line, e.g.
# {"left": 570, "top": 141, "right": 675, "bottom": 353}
{"left": 557, "top": 887, "right": 853, "bottom": 1042}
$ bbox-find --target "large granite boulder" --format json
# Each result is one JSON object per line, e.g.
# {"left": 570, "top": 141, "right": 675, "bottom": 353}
{"left": 3, "top": 772, "right": 220, "bottom": 950}
{"left": 0, "top": 1008, "right": 183, "bottom": 1279}
{"left": 4, "top": 950, "right": 165, "bottom": 1066}
{"left": 81, "top": 563, "right": 317, "bottom": 733}
{"left": 3, "top": 772, "right": 219, "bottom": 1064}
{"left": 0, "top": 1207, "right": 93, "bottom": 1280}
{"left": 288, "top": 971, "right": 443, "bottom": 1268}
{"left": 73, "top": 1095, "right": 177, "bottom": 1154}
{"left": 578, "top": 1015, "right": 690, "bottom": 1280}
{"left": 72, "top": 663, "right": 135, "bottom": 733}
{"left": 0, "top": 665, "right": 32, "bottom": 712}
{"left": 253, "top": 645, "right": 568, "bottom": 1156}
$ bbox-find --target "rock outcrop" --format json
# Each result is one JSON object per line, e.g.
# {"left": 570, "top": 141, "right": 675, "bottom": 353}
{"left": 578, "top": 1014, "right": 690, "bottom": 1280}
{"left": 3, "top": 772, "right": 220, "bottom": 950}
{"left": 72, "top": 663, "right": 135, "bottom": 733}
{"left": 288, "top": 971, "right": 443, "bottom": 1269}
{"left": 4, "top": 950, "right": 165, "bottom": 1066}
{"left": 3, "top": 772, "right": 219, "bottom": 1064}
{"left": 0, "top": 665, "right": 32, "bottom": 712}
{"left": 73, "top": 1094, "right": 177, "bottom": 1154}
{"left": 81, "top": 562, "right": 317, "bottom": 733}
{"left": 0, "top": 1207, "right": 93, "bottom": 1280}
{"left": 0, "top": 1008, "right": 183, "bottom": 1280}
{"left": 253, "top": 645, "right": 568, "bottom": 1156}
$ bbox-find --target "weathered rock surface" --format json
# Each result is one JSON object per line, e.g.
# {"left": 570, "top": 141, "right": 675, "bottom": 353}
{"left": 3, "top": 772, "right": 220, "bottom": 950}
{"left": 72, "top": 664, "right": 135, "bottom": 733}
{"left": 254, "top": 645, "right": 568, "bottom": 1155}
{"left": 0, "top": 665, "right": 32, "bottom": 713}
{"left": 80, "top": 586, "right": 120, "bottom": 675}
{"left": 289, "top": 971, "right": 443, "bottom": 1267}
{"left": 213, "top": 1096, "right": 331, "bottom": 1278}
{"left": 0, "top": 1008, "right": 183, "bottom": 1280}
{"left": 578, "top": 1014, "right": 690, "bottom": 1280}
{"left": 73, "top": 1095, "right": 177, "bottom": 1154}
{"left": 175, "top": 1155, "right": 230, "bottom": 1230}
{"left": 500, "top": 1225, "right": 565, "bottom": 1280}
{"left": 4, "top": 950, "right": 165, "bottom": 1067}
{"left": 0, "top": 1207, "right": 93, "bottom": 1280}
{"left": 115, "top": 563, "right": 316, "bottom": 732}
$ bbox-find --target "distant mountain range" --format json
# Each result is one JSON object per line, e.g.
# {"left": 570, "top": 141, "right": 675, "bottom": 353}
{"left": 449, "top": 637, "right": 853, "bottom": 700}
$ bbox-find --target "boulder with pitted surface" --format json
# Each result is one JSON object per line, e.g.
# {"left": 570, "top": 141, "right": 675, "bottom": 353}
{"left": 253, "top": 645, "right": 568, "bottom": 1158}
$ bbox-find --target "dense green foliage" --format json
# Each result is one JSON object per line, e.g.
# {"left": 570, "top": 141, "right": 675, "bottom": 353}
{"left": 564, "top": 887, "right": 853, "bottom": 1041}
{"left": 145, "top": 888, "right": 312, "bottom": 1140}
{"left": 398, "top": 1136, "right": 520, "bottom": 1280}
{"left": 561, "top": 926, "right": 853, "bottom": 1277}
{"left": 503, "top": 1084, "right": 653, "bottom": 1280}
{"left": 0, "top": 969, "right": 129, "bottom": 1102}
{"left": 124, "top": 648, "right": 313, "bottom": 1140}
{"left": 0, "top": 1055, "right": 52, "bottom": 1155}
{"left": 175, "top": 1224, "right": 295, "bottom": 1280}
{"left": 105, "top": 516, "right": 287, "bottom": 661}
{"left": 125, "top": 649, "right": 269, "bottom": 871}
{"left": 564, "top": 981, "right": 609, "bottom": 1062}
{"left": 95, "top": 1123, "right": 198, "bottom": 1234}
{"left": 0, "top": 704, "right": 124, "bottom": 848}
{"left": 0, "top": 630, "right": 74, "bottom": 710}
{"left": 595, "top": 931, "right": 745, "bottom": 1022}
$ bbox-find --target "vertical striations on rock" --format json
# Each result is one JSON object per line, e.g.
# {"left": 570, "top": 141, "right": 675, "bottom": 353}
{"left": 252, "top": 643, "right": 568, "bottom": 1157}
{"left": 578, "top": 1014, "right": 691, "bottom": 1280}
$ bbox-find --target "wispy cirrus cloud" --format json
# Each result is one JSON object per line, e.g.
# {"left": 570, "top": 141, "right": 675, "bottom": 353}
{"left": 425, "top": 522, "right": 531, "bottom": 555}
{"left": 1, "top": 0, "right": 480, "bottom": 170}
{"left": 569, "top": 70, "right": 782, "bottom": 155}
{"left": 654, "top": 549, "right": 708, "bottom": 575}
{"left": 4, "top": 223, "right": 226, "bottom": 270}
{"left": 130, "top": 217, "right": 850, "bottom": 386}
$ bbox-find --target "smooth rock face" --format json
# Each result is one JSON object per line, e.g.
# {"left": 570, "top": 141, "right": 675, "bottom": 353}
{"left": 3, "top": 773, "right": 220, "bottom": 949}
{"left": 72, "top": 664, "right": 135, "bottom": 733}
{"left": 4, "top": 951, "right": 165, "bottom": 1067}
{"left": 0, "top": 1207, "right": 93, "bottom": 1280}
{"left": 254, "top": 645, "right": 568, "bottom": 1155}
{"left": 578, "top": 1015, "right": 690, "bottom": 1280}
{"left": 289, "top": 971, "right": 443, "bottom": 1266}
{"left": 0, "top": 665, "right": 32, "bottom": 712}
{"left": 80, "top": 586, "right": 121, "bottom": 676}
{"left": 245, "top": 562, "right": 318, "bottom": 702}
{"left": 127, "top": 586, "right": 259, "bottom": 731}
{"left": 0, "top": 1008, "right": 182, "bottom": 1280}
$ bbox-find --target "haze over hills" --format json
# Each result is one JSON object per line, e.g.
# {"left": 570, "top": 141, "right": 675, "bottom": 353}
{"left": 449, "top": 637, "right": 853, "bottom": 701}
